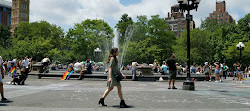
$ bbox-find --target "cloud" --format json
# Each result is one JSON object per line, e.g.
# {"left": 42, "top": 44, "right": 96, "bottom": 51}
{"left": 4, "top": 0, "right": 250, "bottom": 31}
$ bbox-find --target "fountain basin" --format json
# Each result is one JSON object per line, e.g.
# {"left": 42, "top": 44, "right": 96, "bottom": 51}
{"left": 137, "top": 65, "right": 153, "bottom": 76}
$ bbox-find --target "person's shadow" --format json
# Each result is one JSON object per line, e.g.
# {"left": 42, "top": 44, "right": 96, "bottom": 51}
{"left": 0, "top": 100, "right": 13, "bottom": 106}
{"left": 112, "top": 105, "right": 135, "bottom": 109}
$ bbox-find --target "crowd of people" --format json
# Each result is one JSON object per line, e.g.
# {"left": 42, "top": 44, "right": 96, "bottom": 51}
{"left": 0, "top": 56, "right": 32, "bottom": 101}
{"left": 2, "top": 56, "right": 32, "bottom": 85}
{"left": 120, "top": 56, "right": 250, "bottom": 84}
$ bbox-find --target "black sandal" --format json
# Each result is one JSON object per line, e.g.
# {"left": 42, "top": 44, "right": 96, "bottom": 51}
{"left": 168, "top": 87, "right": 171, "bottom": 89}
{"left": 172, "top": 86, "right": 177, "bottom": 89}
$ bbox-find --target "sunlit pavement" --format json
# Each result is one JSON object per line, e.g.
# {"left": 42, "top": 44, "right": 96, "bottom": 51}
{"left": 0, "top": 76, "right": 250, "bottom": 111}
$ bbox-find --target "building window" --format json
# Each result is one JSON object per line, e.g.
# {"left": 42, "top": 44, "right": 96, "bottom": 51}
{"left": 225, "top": 19, "right": 227, "bottom": 21}
{"left": 21, "top": 13, "right": 28, "bottom": 18}
{"left": 21, "top": 4, "right": 27, "bottom": 9}
{"left": 7, "top": 14, "right": 11, "bottom": 26}
{"left": 221, "top": 19, "right": 223, "bottom": 21}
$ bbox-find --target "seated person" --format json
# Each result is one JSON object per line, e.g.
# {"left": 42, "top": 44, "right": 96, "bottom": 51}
{"left": 41, "top": 57, "right": 51, "bottom": 72}
{"left": 74, "top": 61, "right": 82, "bottom": 73}
{"left": 78, "top": 59, "right": 92, "bottom": 80}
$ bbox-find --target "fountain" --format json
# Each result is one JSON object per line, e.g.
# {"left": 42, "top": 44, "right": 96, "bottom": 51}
{"left": 113, "top": 29, "right": 119, "bottom": 49}
{"left": 113, "top": 27, "right": 154, "bottom": 78}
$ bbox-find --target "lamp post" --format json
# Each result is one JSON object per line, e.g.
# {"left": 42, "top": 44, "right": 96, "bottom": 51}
{"left": 94, "top": 48, "right": 102, "bottom": 62}
{"left": 177, "top": 0, "right": 200, "bottom": 90}
{"left": 236, "top": 42, "right": 245, "bottom": 63}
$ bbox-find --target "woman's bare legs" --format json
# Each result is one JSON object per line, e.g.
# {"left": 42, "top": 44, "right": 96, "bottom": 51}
{"left": 102, "top": 87, "right": 114, "bottom": 99}
{"left": 0, "top": 82, "right": 5, "bottom": 99}
{"left": 117, "top": 86, "right": 123, "bottom": 100}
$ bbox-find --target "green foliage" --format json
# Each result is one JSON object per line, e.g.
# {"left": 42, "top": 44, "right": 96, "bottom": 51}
{"left": 116, "top": 14, "right": 133, "bottom": 45}
{"left": 9, "top": 21, "right": 65, "bottom": 61}
{"left": 122, "top": 15, "right": 176, "bottom": 65}
{"left": 66, "top": 19, "right": 113, "bottom": 61}
{"left": 0, "top": 24, "right": 11, "bottom": 48}
{"left": 173, "top": 29, "right": 213, "bottom": 65}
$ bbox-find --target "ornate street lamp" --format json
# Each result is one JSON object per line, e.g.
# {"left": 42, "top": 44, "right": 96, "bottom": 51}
{"left": 94, "top": 48, "right": 102, "bottom": 62}
{"left": 177, "top": 0, "right": 201, "bottom": 90}
{"left": 236, "top": 42, "right": 245, "bottom": 63}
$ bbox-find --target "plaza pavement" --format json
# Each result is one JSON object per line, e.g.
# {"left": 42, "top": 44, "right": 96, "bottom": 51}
{"left": 0, "top": 75, "right": 250, "bottom": 111}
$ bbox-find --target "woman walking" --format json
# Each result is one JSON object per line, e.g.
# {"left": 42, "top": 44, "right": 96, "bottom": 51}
{"left": 99, "top": 48, "right": 128, "bottom": 108}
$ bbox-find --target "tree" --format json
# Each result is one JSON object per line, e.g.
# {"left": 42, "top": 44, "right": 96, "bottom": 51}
{"left": 173, "top": 29, "right": 213, "bottom": 65}
{"left": 121, "top": 15, "right": 176, "bottom": 65}
{"left": 10, "top": 21, "right": 65, "bottom": 61}
{"left": 0, "top": 24, "right": 11, "bottom": 48}
{"left": 66, "top": 19, "right": 113, "bottom": 61}
{"left": 116, "top": 14, "right": 133, "bottom": 45}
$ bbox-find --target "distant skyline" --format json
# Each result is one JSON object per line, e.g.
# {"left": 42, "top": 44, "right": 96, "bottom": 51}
{"left": 5, "top": 0, "right": 250, "bottom": 32}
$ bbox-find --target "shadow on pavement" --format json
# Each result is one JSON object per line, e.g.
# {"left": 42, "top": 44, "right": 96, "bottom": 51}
{"left": 112, "top": 105, "right": 135, "bottom": 108}
{"left": 0, "top": 100, "right": 13, "bottom": 104}
{"left": 0, "top": 104, "right": 8, "bottom": 106}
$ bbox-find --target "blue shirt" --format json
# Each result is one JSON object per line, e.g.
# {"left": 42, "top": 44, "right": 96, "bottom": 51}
{"left": 162, "top": 65, "right": 168, "bottom": 74}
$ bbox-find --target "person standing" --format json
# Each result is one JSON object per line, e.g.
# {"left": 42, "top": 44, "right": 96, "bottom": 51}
{"left": 214, "top": 62, "right": 220, "bottom": 82}
{"left": 0, "top": 56, "right": 7, "bottom": 101}
{"left": 247, "top": 66, "right": 250, "bottom": 78}
{"left": 166, "top": 53, "right": 177, "bottom": 89}
{"left": 86, "top": 59, "right": 92, "bottom": 74}
{"left": 209, "top": 64, "right": 213, "bottom": 81}
{"left": 99, "top": 48, "right": 128, "bottom": 108}
{"left": 132, "top": 60, "right": 139, "bottom": 81}
{"left": 222, "top": 63, "right": 228, "bottom": 80}
{"left": 233, "top": 62, "right": 238, "bottom": 80}
{"left": 244, "top": 66, "right": 249, "bottom": 78}
{"left": 20, "top": 57, "right": 30, "bottom": 85}
{"left": 234, "top": 62, "right": 242, "bottom": 83}
{"left": 12, "top": 57, "right": 17, "bottom": 67}
{"left": 153, "top": 59, "right": 158, "bottom": 73}
{"left": 203, "top": 62, "right": 210, "bottom": 81}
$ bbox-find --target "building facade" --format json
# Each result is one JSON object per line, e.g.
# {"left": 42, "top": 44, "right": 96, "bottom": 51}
{"left": 208, "top": 1, "right": 233, "bottom": 24}
{"left": 11, "top": 0, "right": 29, "bottom": 33}
{"left": 0, "top": 0, "right": 12, "bottom": 27}
{"left": 165, "top": 5, "right": 195, "bottom": 38}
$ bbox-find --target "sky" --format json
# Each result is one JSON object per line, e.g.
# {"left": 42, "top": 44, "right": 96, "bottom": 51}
{"left": 5, "top": 0, "right": 250, "bottom": 32}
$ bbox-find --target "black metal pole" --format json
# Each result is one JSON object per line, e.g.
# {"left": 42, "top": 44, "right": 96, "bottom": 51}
{"left": 182, "top": 0, "right": 195, "bottom": 90}
{"left": 240, "top": 48, "right": 242, "bottom": 63}
{"left": 187, "top": 10, "right": 191, "bottom": 79}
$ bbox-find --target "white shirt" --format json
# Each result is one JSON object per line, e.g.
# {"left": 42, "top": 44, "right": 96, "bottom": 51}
{"left": 22, "top": 59, "right": 30, "bottom": 68}
{"left": 12, "top": 59, "right": 17, "bottom": 66}
{"left": 132, "top": 62, "right": 139, "bottom": 68}
{"left": 42, "top": 58, "right": 50, "bottom": 63}
{"left": 74, "top": 62, "right": 82, "bottom": 71}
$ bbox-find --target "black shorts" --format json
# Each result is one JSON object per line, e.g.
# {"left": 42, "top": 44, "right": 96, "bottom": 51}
{"left": 43, "top": 62, "right": 49, "bottom": 66}
{"left": 169, "top": 70, "right": 177, "bottom": 80}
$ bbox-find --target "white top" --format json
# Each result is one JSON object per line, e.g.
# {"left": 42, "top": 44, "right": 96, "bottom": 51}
{"left": 42, "top": 58, "right": 50, "bottom": 63}
{"left": 22, "top": 59, "right": 30, "bottom": 68}
{"left": 132, "top": 62, "right": 139, "bottom": 68}
{"left": 12, "top": 59, "right": 17, "bottom": 66}
{"left": 74, "top": 62, "right": 82, "bottom": 71}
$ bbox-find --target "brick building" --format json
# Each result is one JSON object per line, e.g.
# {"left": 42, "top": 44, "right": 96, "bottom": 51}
{"left": 165, "top": 4, "right": 195, "bottom": 38}
{"left": 208, "top": 1, "right": 233, "bottom": 24}
{"left": 11, "top": 0, "right": 29, "bottom": 33}
{"left": 0, "top": 0, "right": 12, "bottom": 27}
